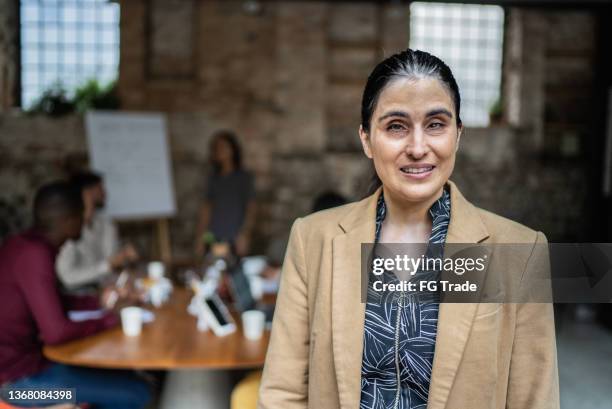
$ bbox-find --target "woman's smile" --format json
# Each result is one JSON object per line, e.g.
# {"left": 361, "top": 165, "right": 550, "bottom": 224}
{"left": 398, "top": 163, "right": 436, "bottom": 180}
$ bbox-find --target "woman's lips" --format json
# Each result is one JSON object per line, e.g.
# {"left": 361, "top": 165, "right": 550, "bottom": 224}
{"left": 399, "top": 165, "right": 435, "bottom": 180}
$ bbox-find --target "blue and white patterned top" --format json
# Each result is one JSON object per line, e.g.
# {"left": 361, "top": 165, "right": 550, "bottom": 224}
{"left": 360, "top": 188, "right": 451, "bottom": 409}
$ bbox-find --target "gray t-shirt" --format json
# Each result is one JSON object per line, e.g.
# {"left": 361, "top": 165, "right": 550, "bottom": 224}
{"left": 205, "top": 169, "right": 255, "bottom": 242}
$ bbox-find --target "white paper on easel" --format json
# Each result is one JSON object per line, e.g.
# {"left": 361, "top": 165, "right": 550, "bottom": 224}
{"left": 85, "top": 111, "right": 176, "bottom": 220}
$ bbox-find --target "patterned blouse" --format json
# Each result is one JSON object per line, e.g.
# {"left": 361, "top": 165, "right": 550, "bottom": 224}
{"left": 360, "top": 188, "right": 451, "bottom": 409}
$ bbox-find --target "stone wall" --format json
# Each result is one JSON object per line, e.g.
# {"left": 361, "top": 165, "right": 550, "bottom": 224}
{"left": 0, "top": 0, "right": 18, "bottom": 111}
{"left": 0, "top": 114, "right": 84, "bottom": 240}
{"left": 495, "top": 8, "right": 597, "bottom": 241}
{"left": 0, "top": 1, "right": 602, "bottom": 257}
{"left": 115, "top": 0, "right": 412, "bottom": 256}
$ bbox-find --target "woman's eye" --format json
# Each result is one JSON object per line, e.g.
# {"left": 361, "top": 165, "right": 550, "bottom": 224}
{"left": 428, "top": 122, "right": 444, "bottom": 129}
{"left": 387, "top": 123, "right": 405, "bottom": 131}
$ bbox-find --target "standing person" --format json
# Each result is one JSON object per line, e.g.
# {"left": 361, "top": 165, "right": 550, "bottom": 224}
{"left": 259, "top": 49, "right": 559, "bottom": 409}
{"left": 0, "top": 181, "right": 151, "bottom": 408}
{"left": 195, "top": 130, "right": 256, "bottom": 257}
{"left": 56, "top": 171, "right": 138, "bottom": 291}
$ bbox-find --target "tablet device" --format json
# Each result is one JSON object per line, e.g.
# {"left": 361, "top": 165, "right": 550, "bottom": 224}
{"left": 227, "top": 264, "right": 256, "bottom": 312}
{"left": 227, "top": 264, "right": 275, "bottom": 325}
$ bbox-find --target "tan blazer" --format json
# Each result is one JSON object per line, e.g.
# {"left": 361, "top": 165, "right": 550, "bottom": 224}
{"left": 258, "top": 181, "right": 560, "bottom": 409}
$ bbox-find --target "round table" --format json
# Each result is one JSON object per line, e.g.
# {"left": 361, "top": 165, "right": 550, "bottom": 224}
{"left": 44, "top": 288, "right": 271, "bottom": 409}
{"left": 44, "top": 287, "right": 270, "bottom": 369}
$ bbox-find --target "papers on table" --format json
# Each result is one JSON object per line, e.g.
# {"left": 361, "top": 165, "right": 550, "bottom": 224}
{"left": 69, "top": 309, "right": 155, "bottom": 323}
{"left": 68, "top": 309, "right": 107, "bottom": 321}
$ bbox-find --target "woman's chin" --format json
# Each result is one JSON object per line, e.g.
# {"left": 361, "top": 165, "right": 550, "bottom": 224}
{"left": 392, "top": 182, "right": 444, "bottom": 203}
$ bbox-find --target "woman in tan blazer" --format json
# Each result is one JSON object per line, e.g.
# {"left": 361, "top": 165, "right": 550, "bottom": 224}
{"left": 259, "top": 49, "right": 559, "bottom": 409}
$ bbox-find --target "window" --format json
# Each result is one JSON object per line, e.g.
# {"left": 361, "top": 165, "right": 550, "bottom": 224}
{"left": 20, "top": 0, "right": 120, "bottom": 109}
{"left": 410, "top": 2, "right": 505, "bottom": 127}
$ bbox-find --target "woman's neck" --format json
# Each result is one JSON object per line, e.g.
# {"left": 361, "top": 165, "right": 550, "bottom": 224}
{"left": 380, "top": 186, "right": 443, "bottom": 242}
{"left": 219, "top": 162, "right": 235, "bottom": 175}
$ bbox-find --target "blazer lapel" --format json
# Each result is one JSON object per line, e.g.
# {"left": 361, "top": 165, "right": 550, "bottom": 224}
{"left": 332, "top": 188, "right": 380, "bottom": 409}
{"left": 426, "top": 181, "right": 490, "bottom": 409}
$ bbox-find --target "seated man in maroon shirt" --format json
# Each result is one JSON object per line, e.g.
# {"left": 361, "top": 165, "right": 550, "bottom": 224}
{"left": 0, "top": 181, "right": 150, "bottom": 409}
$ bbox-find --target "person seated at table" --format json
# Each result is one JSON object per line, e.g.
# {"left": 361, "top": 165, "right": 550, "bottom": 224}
{"left": 195, "top": 130, "right": 256, "bottom": 258}
{"left": 0, "top": 181, "right": 151, "bottom": 409}
{"left": 56, "top": 171, "right": 139, "bottom": 292}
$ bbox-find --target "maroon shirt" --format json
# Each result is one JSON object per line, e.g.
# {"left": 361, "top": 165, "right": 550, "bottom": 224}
{"left": 0, "top": 229, "right": 118, "bottom": 384}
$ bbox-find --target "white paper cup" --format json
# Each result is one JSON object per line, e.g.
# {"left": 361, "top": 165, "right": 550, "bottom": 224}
{"left": 147, "top": 261, "right": 165, "bottom": 280}
{"left": 150, "top": 285, "right": 164, "bottom": 307}
{"left": 242, "top": 310, "right": 265, "bottom": 341}
{"left": 121, "top": 307, "right": 143, "bottom": 336}
{"left": 242, "top": 256, "right": 267, "bottom": 276}
{"left": 248, "top": 275, "right": 264, "bottom": 301}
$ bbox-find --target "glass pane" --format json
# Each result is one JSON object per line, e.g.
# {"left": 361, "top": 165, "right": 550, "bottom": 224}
{"left": 21, "top": 25, "right": 39, "bottom": 44}
{"left": 63, "top": 48, "right": 78, "bottom": 65}
{"left": 21, "top": 4, "right": 39, "bottom": 22}
{"left": 83, "top": 28, "right": 96, "bottom": 44}
{"left": 62, "top": 5, "right": 78, "bottom": 23}
{"left": 43, "top": 26, "right": 59, "bottom": 43}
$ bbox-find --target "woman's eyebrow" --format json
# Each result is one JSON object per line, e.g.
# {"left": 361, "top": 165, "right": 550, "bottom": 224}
{"left": 426, "top": 108, "right": 453, "bottom": 119}
{"left": 377, "top": 110, "right": 410, "bottom": 122}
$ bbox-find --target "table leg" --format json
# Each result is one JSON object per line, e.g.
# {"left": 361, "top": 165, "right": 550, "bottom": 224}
{"left": 159, "top": 370, "right": 232, "bottom": 409}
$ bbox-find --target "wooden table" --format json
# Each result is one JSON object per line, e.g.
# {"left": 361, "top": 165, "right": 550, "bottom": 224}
{"left": 44, "top": 288, "right": 270, "bottom": 370}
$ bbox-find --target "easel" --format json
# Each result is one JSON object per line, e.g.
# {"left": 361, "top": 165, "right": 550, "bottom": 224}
{"left": 118, "top": 217, "right": 173, "bottom": 264}
{"left": 153, "top": 218, "right": 172, "bottom": 264}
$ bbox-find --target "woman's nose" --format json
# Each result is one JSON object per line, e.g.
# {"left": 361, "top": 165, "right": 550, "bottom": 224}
{"left": 405, "top": 129, "right": 428, "bottom": 159}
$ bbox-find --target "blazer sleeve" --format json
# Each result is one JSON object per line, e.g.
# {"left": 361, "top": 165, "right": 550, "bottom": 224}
{"left": 506, "top": 232, "right": 560, "bottom": 409}
{"left": 258, "top": 218, "right": 310, "bottom": 409}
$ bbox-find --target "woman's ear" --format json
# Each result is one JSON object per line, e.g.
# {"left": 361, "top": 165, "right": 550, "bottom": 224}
{"left": 359, "top": 125, "right": 373, "bottom": 159}
{"left": 456, "top": 124, "right": 463, "bottom": 152}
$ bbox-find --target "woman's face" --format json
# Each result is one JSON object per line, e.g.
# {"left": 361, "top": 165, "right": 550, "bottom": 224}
{"left": 212, "top": 137, "right": 234, "bottom": 167}
{"left": 359, "top": 77, "right": 462, "bottom": 204}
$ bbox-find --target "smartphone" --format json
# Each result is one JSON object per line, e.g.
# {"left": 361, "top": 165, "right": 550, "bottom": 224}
{"left": 202, "top": 294, "right": 236, "bottom": 337}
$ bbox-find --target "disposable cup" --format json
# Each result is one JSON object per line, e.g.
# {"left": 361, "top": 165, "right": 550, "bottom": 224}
{"left": 248, "top": 276, "right": 264, "bottom": 301}
{"left": 148, "top": 261, "right": 165, "bottom": 280}
{"left": 242, "top": 310, "right": 265, "bottom": 341}
{"left": 150, "top": 284, "right": 164, "bottom": 307}
{"left": 121, "top": 306, "right": 143, "bottom": 336}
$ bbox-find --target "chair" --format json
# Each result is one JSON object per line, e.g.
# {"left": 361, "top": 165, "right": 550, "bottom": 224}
{"left": 230, "top": 371, "right": 262, "bottom": 409}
